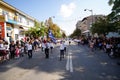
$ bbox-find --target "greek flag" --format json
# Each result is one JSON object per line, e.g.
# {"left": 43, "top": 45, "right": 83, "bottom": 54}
{"left": 48, "top": 30, "right": 56, "bottom": 43}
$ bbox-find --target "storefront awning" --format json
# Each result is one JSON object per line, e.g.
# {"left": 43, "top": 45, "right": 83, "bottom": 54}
{"left": 82, "top": 30, "right": 89, "bottom": 33}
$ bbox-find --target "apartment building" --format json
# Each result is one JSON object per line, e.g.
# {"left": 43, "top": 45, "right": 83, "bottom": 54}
{"left": 76, "top": 15, "right": 104, "bottom": 37}
{"left": 0, "top": 1, "right": 35, "bottom": 43}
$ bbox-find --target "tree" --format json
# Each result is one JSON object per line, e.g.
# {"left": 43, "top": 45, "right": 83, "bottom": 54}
{"left": 108, "top": 0, "right": 120, "bottom": 33}
{"left": 70, "top": 28, "right": 81, "bottom": 38}
{"left": 25, "top": 20, "right": 46, "bottom": 38}
{"left": 25, "top": 18, "right": 65, "bottom": 39}
{"left": 91, "top": 17, "right": 116, "bottom": 35}
{"left": 45, "top": 17, "right": 65, "bottom": 38}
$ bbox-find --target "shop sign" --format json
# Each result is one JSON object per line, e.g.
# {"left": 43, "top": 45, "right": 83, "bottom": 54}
{"left": 0, "top": 22, "right": 5, "bottom": 38}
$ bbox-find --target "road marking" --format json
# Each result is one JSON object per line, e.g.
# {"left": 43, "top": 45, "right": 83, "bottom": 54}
{"left": 66, "top": 52, "right": 73, "bottom": 72}
{"left": 66, "top": 53, "right": 70, "bottom": 71}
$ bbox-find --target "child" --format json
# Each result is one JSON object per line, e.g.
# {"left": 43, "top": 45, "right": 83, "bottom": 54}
{"left": 59, "top": 41, "right": 65, "bottom": 60}
{"left": 15, "top": 46, "right": 20, "bottom": 58}
{"left": 27, "top": 41, "right": 33, "bottom": 59}
{"left": 20, "top": 45, "right": 24, "bottom": 57}
{"left": 50, "top": 42, "right": 54, "bottom": 53}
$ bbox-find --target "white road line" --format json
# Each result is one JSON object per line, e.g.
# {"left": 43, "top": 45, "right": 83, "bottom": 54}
{"left": 70, "top": 53, "right": 73, "bottom": 72}
{"left": 66, "top": 52, "right": 73, "bottom": 72}
{"left": 66, "top": 53, "right": 70, "bottom": 71}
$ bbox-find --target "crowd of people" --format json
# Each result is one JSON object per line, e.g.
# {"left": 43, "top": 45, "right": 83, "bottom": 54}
{"left": 1, "top": 36, "right": 119, "bottom": 64}
{"left": 78, "top": 37, "right": 120, "bottom": 60}
{"left": 0, "top": 37, "right": 46, "bottom": 62}
{"left": 0, "top": 37, "right": 68, "bottom": 63}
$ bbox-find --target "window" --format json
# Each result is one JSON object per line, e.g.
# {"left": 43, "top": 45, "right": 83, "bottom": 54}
{"left": 0, "top": 8, "right": 2, "bottom": 15}
{"left": 15, "top": 34, "right": 19, "bottom": 40}
{"left": 27, "top": 20, "right": 29, "bottom": 25}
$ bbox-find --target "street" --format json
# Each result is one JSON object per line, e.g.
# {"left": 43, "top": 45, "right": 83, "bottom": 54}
{"left": 0, "top": 41, "right": 120, "bottom": 80}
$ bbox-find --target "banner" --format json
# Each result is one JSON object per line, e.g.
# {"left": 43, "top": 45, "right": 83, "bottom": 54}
{"left": 48, "top": 30, "right": 56, "bottom": 43}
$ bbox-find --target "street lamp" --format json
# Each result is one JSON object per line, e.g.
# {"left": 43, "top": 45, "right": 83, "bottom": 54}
{"left": 84, "top": 9, "right": 93, "bottom": 37}
{"left": 84, "top": 9, "right": 93, "bottom": 26}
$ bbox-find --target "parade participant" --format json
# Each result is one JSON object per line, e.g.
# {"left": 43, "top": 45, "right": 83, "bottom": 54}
{"left": 20, "top": 45, "right": 24, "bottom": 57}
{"left": 27, "top": 41, "right": 33, "bottom": 59}
{"left": 50, "top": 41, "right": 54, "bottom": 53}
{"left": 33, "top": 39, "right": 39, "bottom": 51}
{"left": 63, "top": 41, "right": 67, "bottom": 53}
{"left": 59, "top": 41, "right": 65, "bottom": 61}
{"left": 41, "top": 41, "right": 45, "bottom": 52}
{"left": 69, "top": 40, "right": 71, "bottom": 45}
{"left": 44, "top": 41, "right": 50, "bottom": 59}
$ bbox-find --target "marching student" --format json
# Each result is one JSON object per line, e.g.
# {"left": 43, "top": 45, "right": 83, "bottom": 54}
{"left": 59, "top": 41, "right": 65, "bottom": 61}
{"left": 50, "top": 41, "right": 54, "bottom": 53}
{"left": 27, "top": 41, "right": 33, "bottom": 59}
{"left": 41, "top": 41, "right": 45, "bottom": 52}
{"left": 44, "top": 41, "right": 50, "bottom": 59}
{"left": 63, "top": 41, "right": 67, "bottom": 53}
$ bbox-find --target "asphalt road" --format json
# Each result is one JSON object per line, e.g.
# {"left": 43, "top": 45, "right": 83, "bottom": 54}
{"left": 0, "top": 41, "right": 120, "bottom": 80}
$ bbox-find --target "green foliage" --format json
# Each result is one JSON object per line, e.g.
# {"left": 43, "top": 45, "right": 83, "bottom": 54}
{"left": 25, "top": 18, "right": 66, "bottom": 39}
{"left": 46, "top": 18, "right": 65, "bottom": 38}
{"left": 107, "top": 0, "right": 120, "bottom": 33}
{"left": 108, "top": 0, "right": 114, "bottom": 5}
{"left": 25, "top": 20, "right": 46, "bottom": 38}
{"left": 91, "top": 17, "right": 117, "bottom": 35}
{"left": 70, "top": 28, "right": 81, "bottom": 38}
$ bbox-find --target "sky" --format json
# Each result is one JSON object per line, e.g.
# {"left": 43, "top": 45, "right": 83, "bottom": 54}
{"left": 4, "top": 0, "right": 112, "bottom": 35}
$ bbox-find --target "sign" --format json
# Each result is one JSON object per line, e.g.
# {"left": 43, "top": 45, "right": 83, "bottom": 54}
{"left": 0, "top": 22, "right": 5, "bottom": 38}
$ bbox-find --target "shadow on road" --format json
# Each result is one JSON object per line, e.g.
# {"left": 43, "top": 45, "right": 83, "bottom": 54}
{"left": 0, "top": 44, "right": 120, "bottom": 80}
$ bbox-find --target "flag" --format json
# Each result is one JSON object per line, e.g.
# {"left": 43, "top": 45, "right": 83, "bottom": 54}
{"left": 48, "top": 30, "right": 56, "bottom": 43}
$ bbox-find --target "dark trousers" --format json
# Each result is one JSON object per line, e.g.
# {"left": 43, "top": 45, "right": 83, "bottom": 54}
{"left": 45, "top": 48, "right": 49, "bottom": 58}
{"left": 60, "top": 50, "right": 64, "bottom": 60}
{"left": 28, "top": 50, "right": 32, "bottom": 59}
{"left": 10, "top": 51, "right": 15, "bottom": 59}
{"left": 64, "top": 47, "right": 66, "bottom": 52}
{"left": 41, "top": 47, "right": 44, "bottom": 52}
{"left": 50, "top": 47, "right": 53, "bottom": 53}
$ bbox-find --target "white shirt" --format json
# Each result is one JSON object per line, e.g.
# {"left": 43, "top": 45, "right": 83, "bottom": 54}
{"left": 60, "top": 43, "right": 64, "bottom": 50}
{"left": 27, "top": 44, "right": 32, "bottom": 50}
{"left": 0, "top": 44, "right": 5, "bottom": 50}
{"left": 50, "top": 42, "right": 54, "bottom": 48}
{"left": 106, "top": 44, "right": 111, "bottom": 49}
{"left": 63, "top": 42, "right": 66, "bottom": 47}
{"left": 45, "top": 42, "right": 50, "bottom": 49}
{"left": 42, "top": 42, "right": 45, "bottom": 48}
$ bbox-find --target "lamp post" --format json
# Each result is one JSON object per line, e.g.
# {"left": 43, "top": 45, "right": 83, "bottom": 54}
{"left": 84, "top": 9, "right": 93, "bottom": 37}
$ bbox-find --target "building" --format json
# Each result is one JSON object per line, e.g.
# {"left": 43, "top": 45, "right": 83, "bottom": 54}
{"left": 0, "top": 1, "right": 35, "bottom": 43}
{"left": 76, "top": 15, "right": 105, "bottom": 37}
